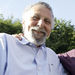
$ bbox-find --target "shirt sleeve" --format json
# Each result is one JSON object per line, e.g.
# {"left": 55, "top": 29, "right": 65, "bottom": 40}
{"left": 0, "top": 33, "right": 7, "bottom": 75}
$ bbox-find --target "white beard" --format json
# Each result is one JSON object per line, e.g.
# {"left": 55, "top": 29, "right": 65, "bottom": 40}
{"left": 24, "top": 26, "right": 47, "bottom": 46}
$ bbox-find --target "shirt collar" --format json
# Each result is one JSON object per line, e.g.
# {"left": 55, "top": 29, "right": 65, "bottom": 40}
{"left": 16, "top": 36, "right": 46, "bottom": 48}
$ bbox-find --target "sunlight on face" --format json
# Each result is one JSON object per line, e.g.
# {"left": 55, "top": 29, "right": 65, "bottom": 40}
{"left": 23, "top": 5, "right": 52, "bottom": 46}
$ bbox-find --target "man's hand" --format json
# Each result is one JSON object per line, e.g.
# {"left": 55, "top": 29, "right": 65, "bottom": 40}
{"left": 12, "top": 33, "right": 24, "bottom": 40}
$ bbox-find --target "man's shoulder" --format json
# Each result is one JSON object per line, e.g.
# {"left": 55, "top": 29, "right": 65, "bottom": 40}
{"left": 0, "top": 33, "right": 6, "bottom": 37}
{"left": 45, "top": 47, "right": 59, "bottom": 61}
{"left": 0, "top": 33, "right": 11, "bottom": 38}
{"left": 0, "top": 33, "right": 16, "bottom": 43}
{"left": 45, "top": 47, "right": 63, "bottom": 69}
{"left": 0, "top": 33, "right": 8, "bottom": 42}
{"left": 46, "top": 47, "right": 57, "bottom": 56}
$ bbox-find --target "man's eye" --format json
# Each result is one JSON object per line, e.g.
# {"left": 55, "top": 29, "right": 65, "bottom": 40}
{"left": 32, "top": 16, "right": 39, "bottom": 20}
{"left": 45, "top": 20, "right": 51, "bottom": 24}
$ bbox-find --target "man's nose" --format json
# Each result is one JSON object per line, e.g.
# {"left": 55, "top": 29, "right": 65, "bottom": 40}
{"left": 37, "top": 20, "right": 45, "bottom": 28}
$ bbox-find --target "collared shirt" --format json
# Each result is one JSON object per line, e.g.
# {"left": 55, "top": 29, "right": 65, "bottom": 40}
{"left": 0, "top": 33, "right": 67, "bottom": 75}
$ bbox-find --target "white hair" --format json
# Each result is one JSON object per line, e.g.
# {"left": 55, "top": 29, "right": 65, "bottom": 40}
{"left": 22, "top": 1, "right": 54, "bottom": 31}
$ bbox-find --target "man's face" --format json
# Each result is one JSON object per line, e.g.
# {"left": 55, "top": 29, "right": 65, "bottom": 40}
{"left": 23, "top": 5, "right": 53, "bottom": 46}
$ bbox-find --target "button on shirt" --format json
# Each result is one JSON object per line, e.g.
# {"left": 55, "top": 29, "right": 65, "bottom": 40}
{"left": 0, "top": 33, "right": 67, "bottom": 75}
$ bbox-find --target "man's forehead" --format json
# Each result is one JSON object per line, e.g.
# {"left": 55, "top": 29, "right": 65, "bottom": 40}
{"left": 29, "top": 6, "right": 51, "bottom": 18}
{"left": 23, "top": 4, "right": 53, "bottom": 21}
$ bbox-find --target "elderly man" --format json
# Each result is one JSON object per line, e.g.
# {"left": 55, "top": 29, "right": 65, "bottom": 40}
{"left": 0, "top": 2, "right": 67, "bottom": 75}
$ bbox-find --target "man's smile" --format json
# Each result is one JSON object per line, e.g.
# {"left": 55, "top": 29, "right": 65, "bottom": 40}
{"left": 32, "top": 29, "right": 46, "bottom": 39}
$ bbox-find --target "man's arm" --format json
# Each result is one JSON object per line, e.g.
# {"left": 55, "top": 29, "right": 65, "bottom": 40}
{"left": 0, "top": 33, "right": 7, "bottom": 75}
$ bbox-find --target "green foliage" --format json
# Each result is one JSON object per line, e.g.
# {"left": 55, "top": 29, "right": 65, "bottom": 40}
{"left": 46, "top": 18, "right": 75, "bottom": 53}
{"left": 0, "top": 14, "right": 75, "bottom": 53}
{"left": 0, "top": 14, "right": 22, "bottom": 34}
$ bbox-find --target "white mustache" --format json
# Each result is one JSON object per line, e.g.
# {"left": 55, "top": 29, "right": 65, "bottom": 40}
{"left": 30, "top": 26, "right": 47, "bottom": 35}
